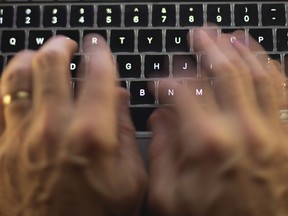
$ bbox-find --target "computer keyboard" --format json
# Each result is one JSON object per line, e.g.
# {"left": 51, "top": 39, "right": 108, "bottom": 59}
{"left": 1, "top": 1, "right": 288, "bottom": 135}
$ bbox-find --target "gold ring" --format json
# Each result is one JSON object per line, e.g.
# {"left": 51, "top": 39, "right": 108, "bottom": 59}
{"left": 2, "top": 91, "right": 30, "bottom": 106}
{"left": 280, "top": 109, "right": 288, "bottom": 123}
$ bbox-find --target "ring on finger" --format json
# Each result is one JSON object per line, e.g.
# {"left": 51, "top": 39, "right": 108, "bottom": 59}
{"left": 279, "top": 109, "right": 288, "bottom": 123}
{"left": 2, "top": 91, "right": 31, "bottom": 106}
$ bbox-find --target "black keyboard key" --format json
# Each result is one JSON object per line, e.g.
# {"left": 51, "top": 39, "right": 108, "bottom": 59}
{"left": 249, "top": 29, "right": 273, "bottom": 51}
{"left": 166, "top": 30, "right": 189, "bottom": 52}
{"left": 138, "top": 30, "right": 162, "bottom": 52}
{"left": 179, "top": 4, "right": 203, "bottom": 27}
{"left": 130, "top": 81, "right": 155, "bottom": 105}
{"left": 6, "top": 55, "right": 14, "bottom": 65}
{"left": 110, "top": 30, "right": 135, "bottom": 52}
{"left": 125, "top": 5, "right": 148, "bottom": 27}
{"left": 130, "top": 107, "right": 155, "bottom": 131}
{"left": 28, "top": 30, "right": 53, "bottom": 50}
{"left": 70, "top": 5, "right": 94, "bottom": 27}
{"left": 97, "top": 5, "right": 121, "bottom": 27}
{"left": 43, "top": 6, "right": 67, "bottom": 27}
{"left": 56, "top": 30, "right": 80, "bottom": 44}
{"left": 70, "top": 55, "right": 81, "bottom": 78}
{"left": 117, "top": 55, "right": 141, "bottom": 78}
{"left": 207, "top": 4, "right": 231, "bottom": 26}
{"left": 121, "top": 81, "right": 127, "bottom": 89}
{"left": 0, "top": 6, "right": 13, "bottom": 27}
{"left": 83, "top": 30, "right": 108, "bottom": 41}
{"left": 16, "top": 6, "right": 40, "bottom": 27}
{"left": 277, "top": 29, "right": 288, "bottom": 51}
{"left": 234, "top": 4, "right": 259, "bottom": 26}
{"left": 144, "top": 55, "right": 169, "bottom": 78}
{"left": 172, "top": 55, "right": 197, "bottom": 77}
{"left": 152, "top": 5, "right": 176, "bottom": 27}
{"left": 262, "top": 4, "right": 286, "bottom": 26}
{"left": 0, "top": 55, "right": 4, "bottom": 73}
{"left": 1, "top": 30, "right": 26, "bottom": 53}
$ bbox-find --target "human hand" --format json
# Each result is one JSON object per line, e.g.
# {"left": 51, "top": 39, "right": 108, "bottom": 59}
{"left": 0, "top": 35, "right": 147, "bottom": 216}
{"left": 148, "top": 28, "right": 288, "bottom": 216}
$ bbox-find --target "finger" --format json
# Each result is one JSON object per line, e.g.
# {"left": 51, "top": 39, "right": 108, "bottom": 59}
{"left": 232, "top": 39, "right": 279, "bottom": 119}
{"left": 0, "top": 91, "right": 5, "bottom": 136}
{"left": 117, "top": 88, "right": 143, "bottom": 165}
{"left": 1, "top": 51, "right": 35, "bottom": 128}
{"left": 193, "top": 29, "right": 254, "bottom": 112}
{"left": 77, "top": 34, "right": 118, "bottom": 151}
{"left": 32, "top": 36, "right": 78, "bottom": 111}
{"left": 148, "top": 108, "right": 177, "bottom": 215}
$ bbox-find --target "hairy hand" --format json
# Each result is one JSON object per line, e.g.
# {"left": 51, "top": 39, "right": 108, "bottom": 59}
{"left": 148, "top": 28, "right": 288, "bottom": 216}
{"left": 0, "top": 36, "right": 147, "bottom": 216}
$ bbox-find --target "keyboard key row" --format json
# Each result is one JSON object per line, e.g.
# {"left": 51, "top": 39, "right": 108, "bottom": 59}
{"left": 0, "top": 3, "right": 287, "bottom": 28}
{"left": 3, "top": 28, "right": 288, "bottom": 53}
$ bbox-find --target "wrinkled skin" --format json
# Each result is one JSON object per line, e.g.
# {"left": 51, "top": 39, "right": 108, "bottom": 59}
{"left": 148, "top": 28, "right": 288, "bottom": 216}
{"left": 0, "top": 35, "right": 147, "bottom": 216}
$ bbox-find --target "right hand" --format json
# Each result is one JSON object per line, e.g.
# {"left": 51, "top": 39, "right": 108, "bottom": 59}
{"left": 148, "top": 28, "right": 288, "bottom": 216}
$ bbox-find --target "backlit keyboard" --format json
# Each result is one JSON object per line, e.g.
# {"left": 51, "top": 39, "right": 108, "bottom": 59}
{"left": 1, "top": 1, "right": 288, "bottom": 134}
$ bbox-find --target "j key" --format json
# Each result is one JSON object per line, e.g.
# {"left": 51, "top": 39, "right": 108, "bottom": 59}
{"left": 125, "top": 5, "right": 148, "bottom": 27}
{"left": 179, "top": 4, "right": 204, "bottom": 27}
{"left": 144, "top": 55, "right": 169, "bottom": 78}
{"left": 277, "top": 29, "right": 288, "bottom": 51}
{"left": 43, "top": 6, "right": 67, "bottom": 27}
{"left": 130, "top": 81, "right": 155, "bottom": 105}
{"left": 130, "top": 107, "right": 155, "bottom": 131}
{"left": 97, "top": 5, "right": 121, "bottom": 27}
{"left": 0, "top": 6, "right": 13, "bottom": 27}
{"left": 172, "top": 55, "right": 197, "bottom": 77}
{"left": 56, "top": 30, "right": 80, "bottom": 44}
{"left": 28, "top": 30, "right": 53, "bottom": 50}
{"left": 83, "top": 30, "right": 107, "bottom": 41}
{"left": 16, "top": 6, "right": 40, "bottom": 27}
{"left": 249, "top": 29, "right": 273, "bottom": 51}
{"left": 117, "top": 55, "right": 141, "bottom": 78}
{"left": 262, "top": 4, "right": 286, "bottom": 26}
{"left": 70, "top": 5, "right": 94, "bottom": 27}
{"left": 138, "top": 30, "right": 162, "bottom": 52}
{"left": 234, "top": 4, "right": 258, "bottom": 26}
{"left": 70, "top": 55, "right": 81, "bottom": 78}
{"left": 1, "top": 30, "right": 26, "bottom": 53}
{"left": 110, "top": 30, "right": 135, "bottom": 52}
{"left": 166, "top": 30, "right": 189, "bottom": 52}
{"left": 152, "top": 5, "right": 176, "bottom": 27}
{"left": 207, "top": 4, "right": 231, "bottom": 26}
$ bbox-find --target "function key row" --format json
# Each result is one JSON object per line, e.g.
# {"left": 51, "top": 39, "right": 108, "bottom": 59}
{"left": 0, "top": 3, "right": 287, "bottom": 28}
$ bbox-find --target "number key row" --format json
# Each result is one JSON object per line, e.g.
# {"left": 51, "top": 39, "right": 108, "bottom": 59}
{"left": 0, "top": 3, "right": 287, "bottom": 28}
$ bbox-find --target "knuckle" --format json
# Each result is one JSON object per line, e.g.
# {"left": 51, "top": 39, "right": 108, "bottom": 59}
{"left": 69, "top": 119, "right": 118, "bottom": 152}
{"left": 33, "top": 49, "right": 68, "bottom": 68}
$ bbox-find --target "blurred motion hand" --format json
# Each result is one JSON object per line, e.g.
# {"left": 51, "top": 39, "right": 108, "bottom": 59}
{"left": 0, "top": 36, "right": 147, "bottom": 216}
{"left": 148, "top": 28, "right": 288, "bottom": 216}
